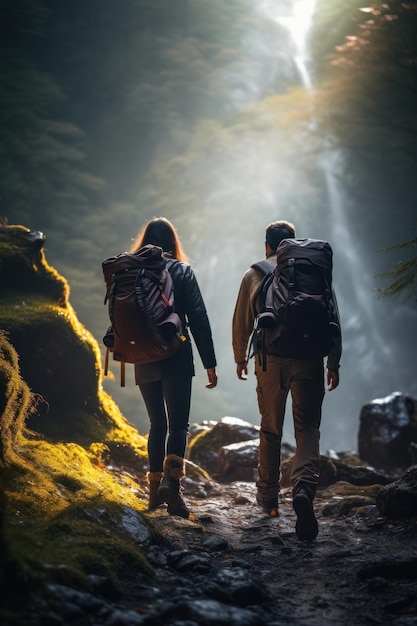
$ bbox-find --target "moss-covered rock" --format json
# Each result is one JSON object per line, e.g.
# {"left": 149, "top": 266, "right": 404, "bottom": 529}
{"left": 0, "top": 225, "right": 155, "bottom": 622}
{"left": 0, "top": 224, "right": 102, "bottom": 428}
{"left": 0, "top": 225, "right": 146, "bottom": 451}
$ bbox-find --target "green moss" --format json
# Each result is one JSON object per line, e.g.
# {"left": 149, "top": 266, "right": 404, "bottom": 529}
{"left": 2, "top": 500, "right": 152, "bottom": 594}
{"left": 0, "top": 224, "right": 68, "bottom": 304}
{"left": 320, "top": 482, "right": 382, "bottom": 518}
{"left": 0, "top": 332, "right": 34, "bottom": 462}
{"left": 0, "top": 227, "right": 156, "bottom": 618}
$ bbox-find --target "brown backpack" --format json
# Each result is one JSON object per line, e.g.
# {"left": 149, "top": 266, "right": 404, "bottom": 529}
{"left": 102, "top": 244, "right": 186, "bottom": 385}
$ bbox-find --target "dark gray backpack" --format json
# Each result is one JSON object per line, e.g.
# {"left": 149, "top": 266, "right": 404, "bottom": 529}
{"left": 251, "top": 238, "right": 340, "bottom": 369}
{"left": 102, "top": 244, "right": 185, "bottom": 385}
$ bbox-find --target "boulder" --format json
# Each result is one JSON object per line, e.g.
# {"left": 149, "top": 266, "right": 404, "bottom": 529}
{"left": 281, "top": 454, "right": 390, "bottom": 489}
{"left": 358, "top": 392, "right": 417, "bottom": 471}
{"left": 187, "top": 417, "right": 259, "bottom": 478}
{"left": 218, "top": 439, "right": 259, "bottom": 482}
{"left": 0, "top": 223, "right": 148, "bottom": 470}
{"left": 376, "top": 465, "right": 417, "bottom": 519}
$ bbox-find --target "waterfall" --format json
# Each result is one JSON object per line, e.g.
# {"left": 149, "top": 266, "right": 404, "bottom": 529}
{"left": 114, "top": 0, "right": 416, "bottom": 452}
{"left": 250, "top": 0, "right": 401, "bottom": 448}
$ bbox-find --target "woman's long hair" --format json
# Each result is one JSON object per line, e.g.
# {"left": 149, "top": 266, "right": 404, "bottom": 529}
{"left": 130, "top": 217, "right": 189, "bottom": 262}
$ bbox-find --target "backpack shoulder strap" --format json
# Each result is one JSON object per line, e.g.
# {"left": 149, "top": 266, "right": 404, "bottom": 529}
{"left": 251, "top": 260, "right": 275, "bottom": 312}
{"left": 165, "top": 258, "right": 182, "bottom": 273}
{"left": 246, "top": 259, "right": 276, "bottom": 368}
{"left": 251, "top": 259, "right": 274, "bottom": 275}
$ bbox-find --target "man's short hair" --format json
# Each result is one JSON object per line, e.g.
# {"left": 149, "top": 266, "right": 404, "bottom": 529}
{"left": 265, "top": 220, "right": 296, "bottom": 251}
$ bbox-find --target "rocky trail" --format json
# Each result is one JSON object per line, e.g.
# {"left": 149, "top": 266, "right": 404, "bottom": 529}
{"left": 119, "top": 479, "right": 417, "bottom": 626}
{"left": 16, "top": 467, "right": 417, "bottom": 626}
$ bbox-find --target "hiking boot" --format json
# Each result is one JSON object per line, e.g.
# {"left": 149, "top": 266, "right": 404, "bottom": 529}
{"left": 158, "top": 454, "right": 192, "bottom": 520}
{"left": 256, "top": 493, "right": 279, "bottom": 517}
{"left": 146, "top": 471, "right": 164, "bottom": 510}
{"left": 293, "top": 487, "right": 318, "bottom": 541}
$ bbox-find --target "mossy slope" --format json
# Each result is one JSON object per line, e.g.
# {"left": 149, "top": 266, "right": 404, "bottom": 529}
{"left": 0, "top": 225, "right": 153, "bottom": 623}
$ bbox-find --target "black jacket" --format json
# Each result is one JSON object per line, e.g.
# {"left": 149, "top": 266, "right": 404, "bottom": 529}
{"left": 134, "top": 260, "right": 216, "bottom": 384}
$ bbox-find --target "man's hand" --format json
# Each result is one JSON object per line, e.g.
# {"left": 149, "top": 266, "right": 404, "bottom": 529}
{"left": 236, "top": 362, "right": 248, "bottom": 380}
{"left": 206, "top": 367, "right": 218, "bottom": 389}
{"left": 327, "top": 369, "right": 339, "bottom": 391}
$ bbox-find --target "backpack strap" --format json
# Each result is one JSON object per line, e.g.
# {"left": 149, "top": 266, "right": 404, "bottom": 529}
{"left": 103, "top": 348, "right": 126, "bottom": 388}
{"left": 104, "top": 347, "right": 110, "bottom": 376}
{"left": 251, "top": 259, "right": 275, "bottom": 313}
{"left": 288, "top": 257, "right": 295, "bottom": 291}
{"left": 251, "top": 260, "right": 274, "bottom": 275}
{"left": 246, "top": 260, "right": 275, "bottom": 369}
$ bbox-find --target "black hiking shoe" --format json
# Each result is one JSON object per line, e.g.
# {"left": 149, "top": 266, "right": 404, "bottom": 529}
{"left": 256, "top": 493, "right": 279, "bottom": 517}
{"left": 293, "top": 487, "right": 318, "bottom": 541}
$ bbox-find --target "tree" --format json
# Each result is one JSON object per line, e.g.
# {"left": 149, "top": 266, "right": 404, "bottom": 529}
{"left": 376, "top": 228, "right": 417, "bottom": 302}
{"left": 311, "top": 1, "right": 417, "bottom": 296}
{"left": 0, "top": 0, "right": 105, "bottom": 228}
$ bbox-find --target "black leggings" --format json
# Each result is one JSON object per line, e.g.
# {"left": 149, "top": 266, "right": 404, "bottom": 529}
{"left": 139, "top": 375, "right": 192, "bottom": 472}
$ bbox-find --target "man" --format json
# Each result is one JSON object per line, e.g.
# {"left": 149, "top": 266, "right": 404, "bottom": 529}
{"left": 232, "top": 220, "right": 342, "bottom": 541}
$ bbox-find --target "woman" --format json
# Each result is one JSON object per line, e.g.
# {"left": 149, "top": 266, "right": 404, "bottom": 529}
{"left": 131, "top": 217, "right": 217, "bottom": 518}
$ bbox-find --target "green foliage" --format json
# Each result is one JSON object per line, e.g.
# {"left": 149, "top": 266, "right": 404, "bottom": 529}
{"left": 311, "top": 0, "right": 371, "bottom": 71}
{"left": 376, "top": 229, "right": 417, "bottom": 301}
{"left": 315, "top": 1, "right": 417, "bottom": 166}
{"left": 0, "top": 0, "right": 106, "bottom": 227}
{"left": 310, "top": 1, "right": 417, "bottom": 290}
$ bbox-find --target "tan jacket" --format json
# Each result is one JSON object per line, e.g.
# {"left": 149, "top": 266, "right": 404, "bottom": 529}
{"left": 232, "top": 255, "right": 342, "bottom": 371}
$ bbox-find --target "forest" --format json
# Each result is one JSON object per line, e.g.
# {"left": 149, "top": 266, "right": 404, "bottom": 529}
{"left": 1, "top": 0, "right": 416, "bottom": 451}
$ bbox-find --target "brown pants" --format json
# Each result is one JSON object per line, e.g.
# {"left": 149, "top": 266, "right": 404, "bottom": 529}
{"left": 255, "top": 355, "right": 325, "bottom": 501}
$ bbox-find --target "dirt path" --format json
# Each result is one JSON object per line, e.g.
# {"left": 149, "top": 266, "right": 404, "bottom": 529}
{"left": 145, "top": 481, "right": 417, "bottom": 625}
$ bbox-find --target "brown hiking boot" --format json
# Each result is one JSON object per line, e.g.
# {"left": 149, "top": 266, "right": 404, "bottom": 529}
{"left": 146, "top": 471, "right": 164, "bottom": 510}
{"left": 157, "top": 455, "right": 193, "bottom": 520}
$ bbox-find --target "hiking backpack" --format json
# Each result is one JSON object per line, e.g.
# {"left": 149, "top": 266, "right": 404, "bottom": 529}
{"left": 102, "top": 244, "right": 186, "bottom": 386}
{"left": 250, "top": 238, "right": 340, "bottom": 369}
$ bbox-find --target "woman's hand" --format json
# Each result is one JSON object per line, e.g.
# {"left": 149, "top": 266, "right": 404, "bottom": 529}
{"left": 206, "top": 367, "right": 218, "bottom": 389}
{"left": 327, "top": 368, "right": 340, "bottom": 391}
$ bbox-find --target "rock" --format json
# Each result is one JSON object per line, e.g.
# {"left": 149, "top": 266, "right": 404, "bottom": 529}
{"left": 376, "top": 465, "right": 417, "bottom": 519}
{"left": 358, "top": 392, "right": 417, "bottom": 471}
{"left": 140, "top": 598, "right": 268, "bottom": 626}
{"left": 333, "top": 460, "right": 391, "bottom": 486}
{"left": 189, "top": 420, "right": 218, "bottom": 440}
{"left": 357, "top": 556, "right": 417, "bottom": 579}
{"left": 203, "top": 535, "right": 229, "bottom": 552}
{"left": 218, "top": 439, "right": 259, "bottom": 482}
{"left": 281, "top": 454, "right": 390, "bottom": 489}
{"left": 0, "top": 228, "right": 96, "bottom": 414}
{"left": 166, "top": 550, "right": 208, "bottom": 572}
{"left": 187, "top": 417, "right": 260, "bottom": 478}
{"left": 320, "top": 480, "right": 382, "bottom": 517}
{"left": 0, "top": 224, "right": 149, "bottom": 481}
{"left": 104, "top": 441, "right": 148, "bottom": 473}
{"left": 205, "top": 567, "right": 269, "bottom": 607}
{"left": 28, "top": 583, "right": 115, "bottom": 625}
{"left": 146, "top": 545, "right": 168, "bottom": 567}
{"left": 182, "top": 475, "right": 219, "bottom": 499}
{"left": 188, "top": 421, "right": 297, "bottom": 483}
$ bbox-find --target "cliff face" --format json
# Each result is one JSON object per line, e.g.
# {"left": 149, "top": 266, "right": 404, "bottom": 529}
{"left": 0, "top": 225, "right": 153, "bottom": 621}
